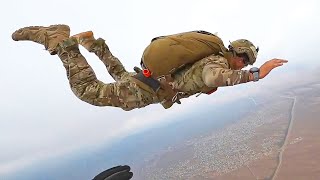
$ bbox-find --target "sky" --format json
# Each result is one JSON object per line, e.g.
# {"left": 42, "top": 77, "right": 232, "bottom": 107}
{"left": 1, "top": 0, "right": 320, "bottom": 177}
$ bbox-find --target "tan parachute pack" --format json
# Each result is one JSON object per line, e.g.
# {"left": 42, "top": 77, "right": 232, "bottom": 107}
{"left": 141, "top": 30, "right": 228, "bottom": 78}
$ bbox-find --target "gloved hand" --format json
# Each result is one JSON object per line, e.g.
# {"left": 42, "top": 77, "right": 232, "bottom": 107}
{"left": 92, "top": 165, "right": 133, "bottom": 180}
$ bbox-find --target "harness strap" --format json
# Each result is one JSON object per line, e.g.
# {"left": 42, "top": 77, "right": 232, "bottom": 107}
{"left": 132, "top": 71, "right": 181, "bottom": 109}
{"left": 133, "top": 71, "right": 161, "bottom": 92}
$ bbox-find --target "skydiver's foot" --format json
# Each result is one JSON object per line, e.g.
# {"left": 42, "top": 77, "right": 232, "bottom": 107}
{"left": 71, "top": 31, "right": 95, "bottom": 51}
{"left": 72, "top": 31, "right": 93, "bottom": 42}
{"left": 12, "top": 24, "right": 70, "bottom": 55}
{"left": 71, "top": 31, "right": 110, "bottom": 53}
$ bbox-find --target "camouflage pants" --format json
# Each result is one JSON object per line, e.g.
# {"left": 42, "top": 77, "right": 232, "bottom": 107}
{"left": 56, "top": 37, "right": 158, "bottom": 111}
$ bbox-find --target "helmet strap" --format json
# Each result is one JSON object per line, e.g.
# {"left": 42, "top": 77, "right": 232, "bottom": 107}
{"left": 228, "top": 42, "right": 237, "bottom": 58}
{"left": 223, "top": 51, "right": 234, "bottom": 69}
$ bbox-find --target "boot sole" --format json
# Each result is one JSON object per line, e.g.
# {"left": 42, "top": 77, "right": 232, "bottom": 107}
{"left": 72, "top": 31, "right": 94, "bottom": 39}
{"left": 12, "top": 24, "right": 70, "bottom": 41}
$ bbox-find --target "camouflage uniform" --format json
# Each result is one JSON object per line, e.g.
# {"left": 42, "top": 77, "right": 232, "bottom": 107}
{"left": 12, "top": 25, "right": 251, "bottom": 111}
{"left": 57, "top": 37, "right": 159, "bottom": 111}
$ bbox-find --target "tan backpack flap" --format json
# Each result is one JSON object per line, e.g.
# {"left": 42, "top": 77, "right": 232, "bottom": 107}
{"left": 142, "top": 31, "right": 227, "bottom": 78}
{"left": 169, "top": 31, "right": 226, "bottom": 54}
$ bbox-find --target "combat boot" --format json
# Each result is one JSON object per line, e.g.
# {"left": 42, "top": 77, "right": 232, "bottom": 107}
{"left": 12, "top": 24, "right": 70, "bottom": 55}
{"left": 71, "top": 31, "right": 96, "bottom": 51}
{"left": 71, "top": 31, "right": 110, "bottom": 53}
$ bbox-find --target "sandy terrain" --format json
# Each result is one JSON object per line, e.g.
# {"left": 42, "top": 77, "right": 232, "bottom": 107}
{"left": 139, "top": 80, "right": 320, "bottom": 180}
{"left": 215, "top": 83, "right": 320, "bottom": 180}
{"left": 272, "top": 84, "right": 320, "bottom": 180}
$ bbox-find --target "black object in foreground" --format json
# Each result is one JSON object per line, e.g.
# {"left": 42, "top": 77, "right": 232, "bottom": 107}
{"left": 92, "top": 165, "right": 133, "bottom": 180}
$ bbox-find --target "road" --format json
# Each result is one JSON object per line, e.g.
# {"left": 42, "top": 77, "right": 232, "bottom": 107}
{"left": 271, "top": 96, "right": 297, "bottom": 180}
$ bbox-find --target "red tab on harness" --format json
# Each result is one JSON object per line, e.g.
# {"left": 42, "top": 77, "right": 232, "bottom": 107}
{"left": 143, "top": 69, "right": 151, "bottom": 77}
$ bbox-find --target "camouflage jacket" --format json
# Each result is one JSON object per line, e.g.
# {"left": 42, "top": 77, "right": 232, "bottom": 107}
{"left": 171, "top": 54, "right": 251, "bottom": 100}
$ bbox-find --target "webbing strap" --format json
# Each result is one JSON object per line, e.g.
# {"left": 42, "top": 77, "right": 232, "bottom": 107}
{"left": 133, "top": 71, "right": 161, "bottom": 92}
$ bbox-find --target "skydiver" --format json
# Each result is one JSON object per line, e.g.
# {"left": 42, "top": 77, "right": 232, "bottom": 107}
{"left": 11, "top": 24, "right": 287, "bottom": 111}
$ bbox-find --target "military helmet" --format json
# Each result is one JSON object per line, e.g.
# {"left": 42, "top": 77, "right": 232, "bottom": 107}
{"left": 228, "top": 39, "right": 259, "bottom": 65}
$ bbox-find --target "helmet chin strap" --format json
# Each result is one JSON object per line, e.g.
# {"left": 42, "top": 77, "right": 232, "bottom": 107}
{"left": 228, "top": 43, "right": 242, "bottom": 58}
{"left": 228, "top": 42, "right": 237, "bottom": 58}
{"left": 224, "top": 51, "right": 240, "bottom": 70}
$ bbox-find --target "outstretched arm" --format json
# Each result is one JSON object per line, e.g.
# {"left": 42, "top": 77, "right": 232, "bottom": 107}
{"left": 202, "top": 64, "right": 251, "bottom": 87}
{"left": 202, "top": 58, "right": 288, "bottom": 87}
{"left": 255, "top": 58, "right": 288, "bottom": 80}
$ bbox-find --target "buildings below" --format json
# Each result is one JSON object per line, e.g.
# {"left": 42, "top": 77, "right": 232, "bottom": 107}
{"left": 141, "top": 98, "right": 293, "bottom": 180}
